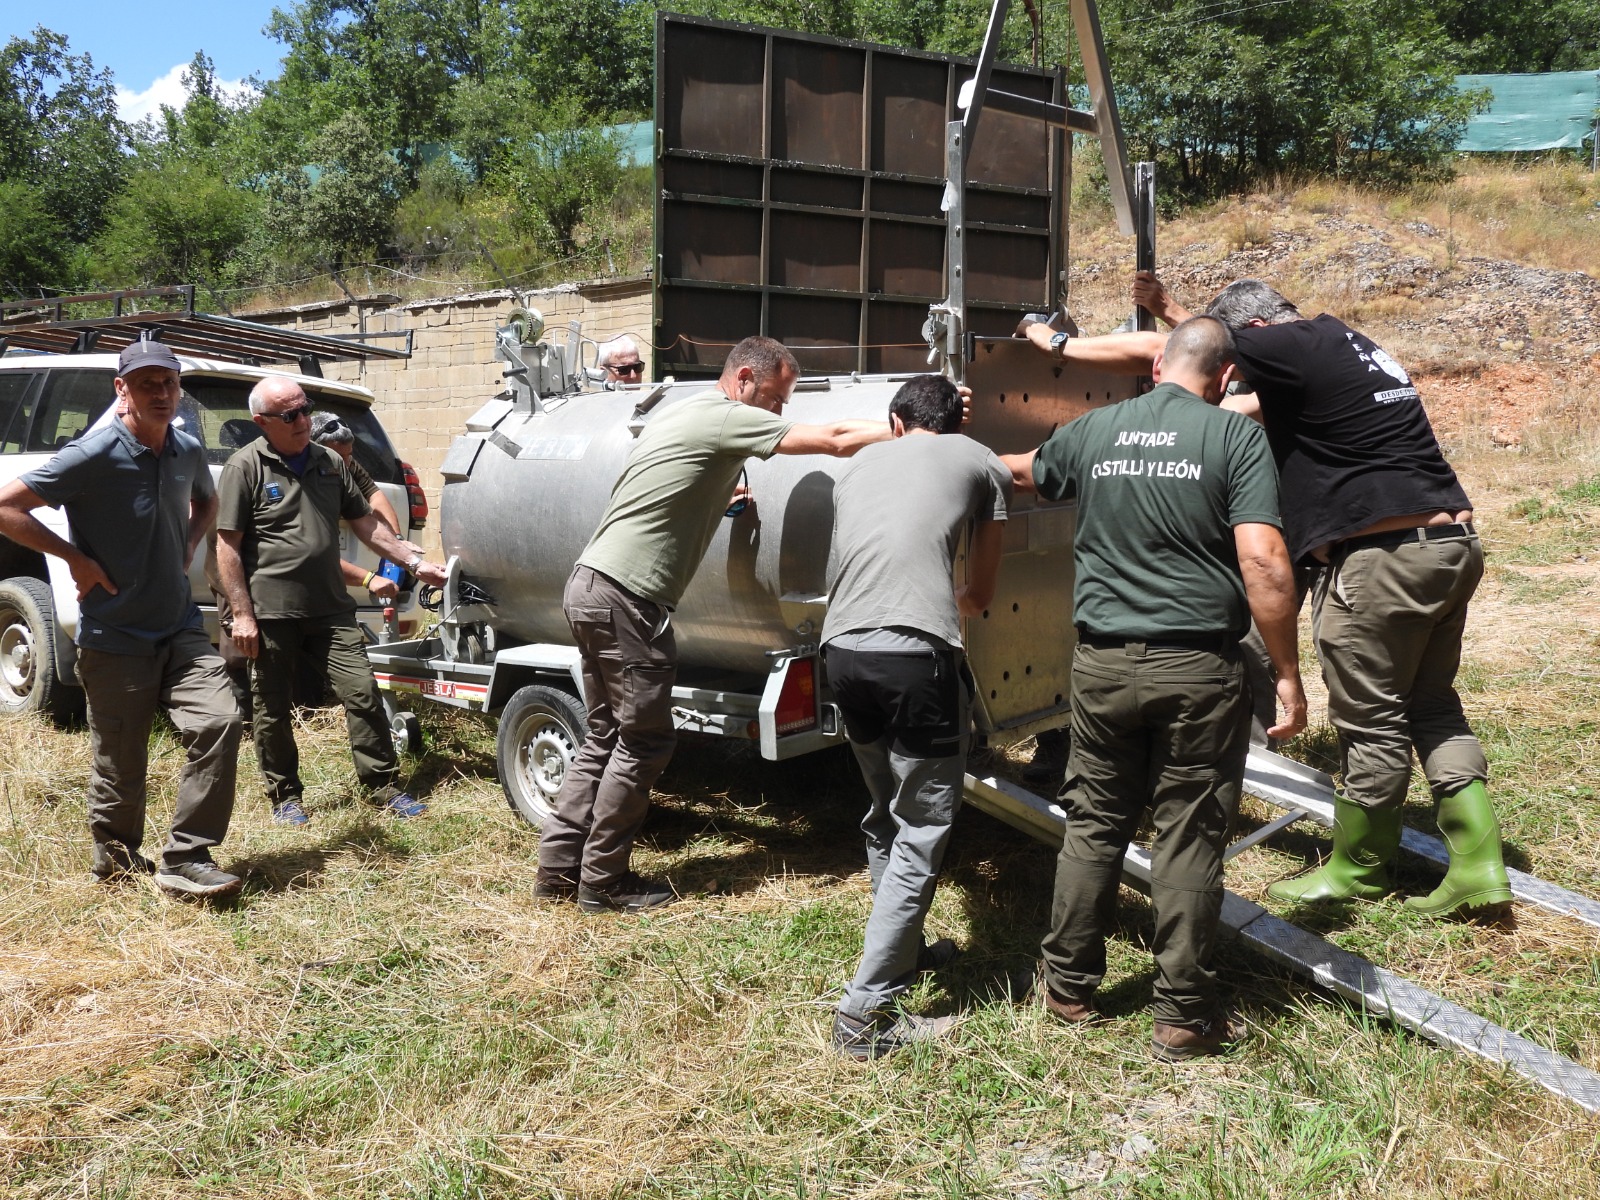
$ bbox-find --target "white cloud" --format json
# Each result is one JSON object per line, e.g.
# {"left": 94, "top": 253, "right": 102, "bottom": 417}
{"left": 115, "top": 63, "right": 256, "bottom": 126}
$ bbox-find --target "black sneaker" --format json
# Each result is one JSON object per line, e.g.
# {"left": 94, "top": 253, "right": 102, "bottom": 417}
{"left": 155, "top": 859, "right": 243, "bottom": 900}
{"left": 90, "top": 841, "right": 156, "bottom": 882}
{"left": 832, "top": 1008, "right": 958, "bottom": 1062}
{"left": 534, "top": 871, "right": 579, "bottom": 902}
{"left": 916, "top": 938, "right": 960, "bottom": 973}
{"left": 577, "top": 872, "right": 676, "bottom": 914}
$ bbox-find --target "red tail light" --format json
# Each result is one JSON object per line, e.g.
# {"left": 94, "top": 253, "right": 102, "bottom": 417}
{"left": 774, "top": 657, "right": 818, "bottom": 734}
{"left": 401, "top": 462, "right": 428, "bottom": 527}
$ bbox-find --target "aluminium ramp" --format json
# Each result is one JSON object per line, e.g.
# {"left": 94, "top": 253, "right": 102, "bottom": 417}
{"left": 962, "top": 771, "right": 1600, "bottom": 1115}
{"left": 1244, "top": 748, "right": 1600, "bottom": 930}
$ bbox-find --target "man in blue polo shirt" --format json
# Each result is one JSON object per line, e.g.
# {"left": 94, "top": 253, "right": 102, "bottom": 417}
{"left": 0, "top": 340, "right": 244, "bottom": 899}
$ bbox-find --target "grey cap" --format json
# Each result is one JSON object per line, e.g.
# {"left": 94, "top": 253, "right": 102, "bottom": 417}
{"left": 116, "top": 339, "right": 182, "bottom": 378}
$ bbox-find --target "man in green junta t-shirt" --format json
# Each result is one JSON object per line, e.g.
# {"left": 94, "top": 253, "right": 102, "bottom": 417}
{"left": 537, "top": 335, "right": 894, "bottom": 914}
{"left": 1001, "top": 316, "right": 1307, "bottom": 1061}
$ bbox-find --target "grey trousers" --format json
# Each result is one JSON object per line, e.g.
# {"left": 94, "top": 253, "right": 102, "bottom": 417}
{"left": 825, "top": 633, "right": 969, "bottom": 1019}
{"left": 1042, "top": 642, "right": 1249, "bottom": 1029}
{"left": 77, "top": 628, "right": 242, "bottom": 867}
{"left": 538, "top": 566, "right": 678, "bottom": 889}
{"left": 1312, "top": 532, "right": 1487, "bottom": 809}
{"left": 250, "top": 614, "right": 396, "bottom": 805}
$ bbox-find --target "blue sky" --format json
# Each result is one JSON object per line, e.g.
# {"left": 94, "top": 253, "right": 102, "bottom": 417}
{"left": 2, "top": 1, "right": 288, "bottom": 122}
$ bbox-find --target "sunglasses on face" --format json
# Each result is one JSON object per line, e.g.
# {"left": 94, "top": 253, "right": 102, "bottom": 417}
{"left": 612, "top": 361, "right": 645, "bottom": 376}
{"left": 267, "top": 403, "right": 314, "bottom": 424}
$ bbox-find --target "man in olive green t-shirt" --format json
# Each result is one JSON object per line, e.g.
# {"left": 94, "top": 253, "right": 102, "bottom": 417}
{"left": 538, "top": 336, "right": 892, "bottom": 914}
{"left": 1002, "top": 317, "right": 1306, "bottom": 1061}
{"left": 215, "top": 376, "right": 447, "bottom": 826}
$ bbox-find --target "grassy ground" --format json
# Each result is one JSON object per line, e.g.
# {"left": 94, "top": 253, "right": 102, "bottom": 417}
{"left": 3, "top": 445, "right": 1598, "bottom": 1199}
{"left": 6, "top": 166, "right": 1600, "bottom": 1196}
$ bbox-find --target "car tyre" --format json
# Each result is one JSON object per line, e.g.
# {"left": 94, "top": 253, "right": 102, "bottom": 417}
{"left": 0, "top": 577, "right": 84, "bottom": 723}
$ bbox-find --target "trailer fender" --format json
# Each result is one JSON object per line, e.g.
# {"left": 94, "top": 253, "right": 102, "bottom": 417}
{"left": 486, "top": 644, "right": 586, "bottom": 712}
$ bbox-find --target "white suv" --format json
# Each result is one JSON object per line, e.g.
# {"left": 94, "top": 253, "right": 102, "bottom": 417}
{"left": 0, "top": 352, "right": 429, "bottom": 719}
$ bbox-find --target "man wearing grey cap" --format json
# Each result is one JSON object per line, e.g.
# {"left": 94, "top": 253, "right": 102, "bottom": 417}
{"left": 0, "top": 339, "right": 244, "bottom": 899}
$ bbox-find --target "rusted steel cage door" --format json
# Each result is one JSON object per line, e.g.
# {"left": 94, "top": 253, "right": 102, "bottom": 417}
{"left": 655, "top": 13, "right": 1065, "bottom": 380}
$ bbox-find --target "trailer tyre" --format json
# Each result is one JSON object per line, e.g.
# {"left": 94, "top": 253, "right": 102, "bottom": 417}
{"left": 380, "top": 694, "right": 424, "bottom": 756}
{"left": 0, "top": 578, "right": 82, "bottom": 723}
{"left": 497, "top": 684, "right": 587, "bottom": 828}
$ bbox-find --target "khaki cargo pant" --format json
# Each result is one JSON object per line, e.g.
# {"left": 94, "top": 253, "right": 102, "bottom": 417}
{"left": 250, "top": 614, "right": 397, "bottom": 806}
{"left": 77, "top": 628, "right": 242, "bottom": 867}
{"left": 1041, "top": 642, "right": 1250, "bottom": 1029}
{"left": 537, "top": 566, "right": 678, "bottom": 889}
{"left": 1311, "top": 530, "right": 1487, "bottom": 809}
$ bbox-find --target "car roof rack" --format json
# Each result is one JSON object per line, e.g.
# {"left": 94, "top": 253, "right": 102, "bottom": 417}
{"left": 0, "top": 285, "right": 411, "bottom": 376}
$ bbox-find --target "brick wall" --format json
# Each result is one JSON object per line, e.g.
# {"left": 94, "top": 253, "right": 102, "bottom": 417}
{"left": 245, "top": 276, "right": 652, "bottom": 554}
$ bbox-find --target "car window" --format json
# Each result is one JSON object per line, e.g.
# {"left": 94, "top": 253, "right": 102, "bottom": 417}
{"left": 0, "top": 372, "right": 41, "bottom": 452}
{"left": 27, "top": 370, "right": 115, "bottom": 451}
{"left": 178, "top": 377, "right": 400, "bottom": 483}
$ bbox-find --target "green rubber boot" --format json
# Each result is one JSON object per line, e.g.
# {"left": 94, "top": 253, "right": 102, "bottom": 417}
{"left": 1403, "top": 781, "right": 1513, "bottom": 917}
{"left": 1268, "top": 797, "right": 1402, "bottom": 904}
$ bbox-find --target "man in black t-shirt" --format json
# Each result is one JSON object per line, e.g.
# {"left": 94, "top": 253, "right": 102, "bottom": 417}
{"left": 1018, "top": 277, "right": 1512, "bottom": 919}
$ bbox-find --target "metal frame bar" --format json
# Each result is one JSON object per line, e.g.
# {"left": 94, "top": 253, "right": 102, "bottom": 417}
{"left": 962, "top": 770, "right": 1600, "bottom": 1114}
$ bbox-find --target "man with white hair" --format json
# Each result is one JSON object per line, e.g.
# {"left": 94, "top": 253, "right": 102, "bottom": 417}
{"left": 595, "top": 335, "right": 646, "bottom": 386}
{"left": 214, "top": 376, "right": 446, "bottom": 825}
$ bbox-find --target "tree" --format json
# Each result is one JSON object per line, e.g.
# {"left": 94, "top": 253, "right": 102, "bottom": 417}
{"left": 90, "top": 163, "right": 260, "bottom": 290}
{"left": 1098, "top": 0, "right": 1482, "bottom": 195}
{"left": 0, "top": 179, "right": 72, "bottom": 298}
{"left": 1437, "top": 1, "right": 1600, "bottom": 72}
{"left": 265, "top": 112, "right": 404, "bottom": 266}
{"left": 496, "top": 98, "right": 625, "bottom": 260}
{"left": 0, "top": 28, "right": 126, "bottom": 245}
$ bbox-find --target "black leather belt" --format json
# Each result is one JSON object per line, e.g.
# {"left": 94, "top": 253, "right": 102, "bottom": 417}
{"left": 1338, "top": 520, "right": 1476, "bottom": 555}
{"left": 1076, "top": 629, "right": 1237, "bottom": 655}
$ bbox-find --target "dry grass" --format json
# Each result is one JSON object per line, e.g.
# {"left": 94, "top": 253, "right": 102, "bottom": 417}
{"left": 6, "top": 169, "right": 1600, "bottom": 1198}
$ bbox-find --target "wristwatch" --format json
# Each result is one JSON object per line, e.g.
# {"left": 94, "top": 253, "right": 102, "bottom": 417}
{"left": 1048, "top": 330, "right": 1070, "bottom": 357}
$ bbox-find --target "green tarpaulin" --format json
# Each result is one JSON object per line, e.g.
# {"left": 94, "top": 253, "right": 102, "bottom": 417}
{"left": 1457, "top": 71, "right": 1600, "bottom": 152}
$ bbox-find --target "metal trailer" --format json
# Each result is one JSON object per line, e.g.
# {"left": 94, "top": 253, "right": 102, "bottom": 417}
{"left": 368, "top": 0, "right": 1144, "bottom": 823}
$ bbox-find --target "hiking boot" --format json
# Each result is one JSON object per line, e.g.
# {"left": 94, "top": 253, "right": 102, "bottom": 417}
{"left": 916, "top": 938, "right": 959, "bottom": 973}
{"left": 1043, "top": 989, "right": 1099, "bottom": 1025}
{"left": 1022, "top": 727, "right": 1069, "bottom": 788}
{"left": 155, "top": 859, "right": 243, "bottom": 900}
{"left": 577, "top": 872, "right": 676, "bottom": 914}
{"left": 90, "top": 841, "right": 155, "bottom": 882}
{"left": 833, "top": 1008, "right": 958, "bottom": 1062}
{"left": 535, "top": 870, "right": 579, "bottom": 902}
{"left": 1152, "top": 1012, "right": 1238, "bottom": 1062}
{"left": 272, "top": 799, "right": 311, "bottom": 826}
{"left": 377, "top": 790, "right": 427, "bottom": 819}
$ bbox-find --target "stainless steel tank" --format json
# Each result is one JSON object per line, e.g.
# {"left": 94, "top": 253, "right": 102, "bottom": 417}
{"left": 439, "top": 340, "right": 1132, "bottom": 735}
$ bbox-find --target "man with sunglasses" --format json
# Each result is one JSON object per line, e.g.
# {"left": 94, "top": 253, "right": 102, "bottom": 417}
{"left": 214, "top": 376, "right": 446, "bottom": 825}
{"left": 596, "top": 335, "right": 646, "bottom": 386}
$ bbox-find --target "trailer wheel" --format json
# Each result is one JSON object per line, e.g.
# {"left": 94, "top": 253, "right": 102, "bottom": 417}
{"left": 497, "top": 684, "right": 587, "bottom": 828}
{"left": 380, "top": 694, "right": 424, "bottom": 756}
{"left": 0, "top": 578, "right": 82, "bottom": 723}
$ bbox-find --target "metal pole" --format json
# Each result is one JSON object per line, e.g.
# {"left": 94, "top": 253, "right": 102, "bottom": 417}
{"left": 1133, "top": 161, "right": 1156, "bottom": 332}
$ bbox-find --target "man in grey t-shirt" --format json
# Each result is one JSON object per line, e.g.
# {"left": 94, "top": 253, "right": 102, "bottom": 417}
{"left": 537, "top": 336, "right": 893, "bottom": 914}
{"left": 821, "top": 375, "right": 1010, "bottom": 1060}
{"left": 0, "top": 340, "right": 244, "bottom": 898}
